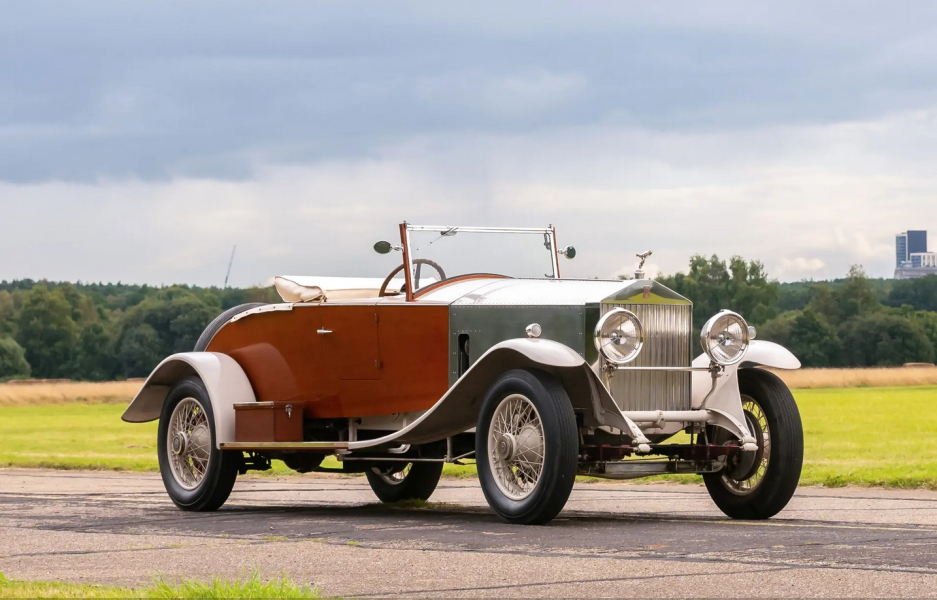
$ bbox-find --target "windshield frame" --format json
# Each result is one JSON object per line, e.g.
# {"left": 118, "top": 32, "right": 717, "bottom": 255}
{"left": 399, "top": 223, "right": 561, "bottom": 301}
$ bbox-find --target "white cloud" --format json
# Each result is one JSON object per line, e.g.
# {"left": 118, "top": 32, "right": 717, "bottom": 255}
{"left": 777, "top": 257, "right": 826, "bottom": 280}
{"left": 2, "top": 105, "right": 934, "bottom": 286}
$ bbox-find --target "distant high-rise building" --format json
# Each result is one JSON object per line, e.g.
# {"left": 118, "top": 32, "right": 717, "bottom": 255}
{"left": 895, "top": 230, "right": 937, "bottom": 279}
{"left": 908, "top": 230, "right": 927, "bottom": 254}
{"left": 896, "top": 233, "right": 909, "bottom": 267}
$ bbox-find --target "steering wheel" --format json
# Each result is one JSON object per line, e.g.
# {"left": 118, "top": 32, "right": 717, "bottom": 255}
{"left": 379, "top": 258, "right": 447, "bottom": 297}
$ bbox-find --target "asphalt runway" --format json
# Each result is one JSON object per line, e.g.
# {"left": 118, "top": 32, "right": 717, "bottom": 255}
{"left": 3, "top": 469, "right": 937, "bottom": 598}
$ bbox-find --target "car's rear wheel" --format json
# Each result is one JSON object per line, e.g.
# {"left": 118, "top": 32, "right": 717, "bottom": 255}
{"left": 703, "top": 368, "right": 803, "bottom": 519}
{"left": 157, "top": 377, "right": 240, "bottom": 511}
{"left": 365, "top": 462, "right": 444, "bottom": 503}
{"left": 476, "top": 369, "right": 578, "bottom": 525}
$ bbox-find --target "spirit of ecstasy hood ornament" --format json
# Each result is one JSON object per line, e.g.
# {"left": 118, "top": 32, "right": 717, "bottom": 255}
{"left": 635, "top": 250, "right": 653, "bottom": 279}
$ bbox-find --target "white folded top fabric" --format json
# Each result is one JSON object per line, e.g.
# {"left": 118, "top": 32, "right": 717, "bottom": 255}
{"left": 274, "top": 275, "right": 407, "bottom": 302}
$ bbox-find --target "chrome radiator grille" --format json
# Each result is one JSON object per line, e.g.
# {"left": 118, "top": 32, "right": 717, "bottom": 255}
{"left": 601, "top": 303, "right": 692, "bottom": 412}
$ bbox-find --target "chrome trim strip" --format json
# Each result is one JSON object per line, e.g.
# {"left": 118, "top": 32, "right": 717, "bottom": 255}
{"left": 611, "top": 366, "right": 712, "bottom": 372}
{"left": 220, "top": 442, "right": 348, "bottom": 450}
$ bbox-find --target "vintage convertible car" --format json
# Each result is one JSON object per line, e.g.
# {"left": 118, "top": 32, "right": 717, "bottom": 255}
{"left": 123, "top": 223, "right": 804, "bottom": 524}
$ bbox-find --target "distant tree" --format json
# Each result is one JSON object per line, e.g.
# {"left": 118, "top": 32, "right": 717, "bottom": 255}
{"left": 806, "top": 284, "right": 839, "bottom": 325}
{"left": 834, "top": 265, "right": 880, "bottom": 322}
{"left": 15, "top": 285, "right": 79, "bottom": 378}
{"left": 221, "top": 286, "right": 281, "bottom": 310}
{"left": 777, "top": 283, "right": 812, "bottom": 313}
{"left": 0, "top": 290, "right": 14, "bottom": 336}
{"left": 657, "top": 254, "right": 779, "bottom": 332}
{"left": 786, "top": 309, "right": 841, "bottom": 368}
{"left": 115, "top": 288, "right": 218, "bottom": 376}
{"left": 73, "top": 323, "right": 117, "bottom": 381}
{"left": 117, "top": 323, "right": 163, "bottom": 378}
{"left": 0, "top": 336, "right": 30, "bottom": 380}
{"left": 757, "top": 311, "right": 800, "bottom": 348}
{"left": 55, "top": 282, "right": 100, "bottom": 325}
{"left": 838, "top": 313, "right": 934, "bottom": 367}
{"left": 888, "top": 275, "right": 937, "bottom": 313}
{"left": 907, "top": 310, "right": 937, "bottom": 358}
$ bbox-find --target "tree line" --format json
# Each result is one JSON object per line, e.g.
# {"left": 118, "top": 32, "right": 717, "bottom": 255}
{"left": 1, "top": 261, "right": 935, "bottom": 381}
{"left": 0, "top": 281, "right": 278, "bottom": 381}
{"left": 656, "top": 256, "right": 937, "bottom": 368}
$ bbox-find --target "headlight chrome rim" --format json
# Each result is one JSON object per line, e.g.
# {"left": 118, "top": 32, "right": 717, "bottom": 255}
{"left": 594, "top": 308, "right": 645, "bottom": 365}
{"left": 701, "top": 310, "right": 751, "bottom": 366}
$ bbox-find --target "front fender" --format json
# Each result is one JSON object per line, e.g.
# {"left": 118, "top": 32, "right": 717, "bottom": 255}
{"left": 691, "top": 340, "right": 800, "bottom": 436}
{"left": 347, "top": 338, "right": 628, "bottom": 450}
{"left": 121, "top": 352, "right": 256, "bottom": 447}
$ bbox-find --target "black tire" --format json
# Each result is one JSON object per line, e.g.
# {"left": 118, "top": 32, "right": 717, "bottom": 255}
{"left": 194, "top": 302, "right": 266, "bottom": 351}
{"left": 703, "top": 368, "right": 803, "bottom": 519}
{"left": 365, "top": 462, "right": 444, "bottom": 503}
{"left": 157, "top": 377, "right": 240, "bottom": 511}
{"left": 476, "top": 369, "right": 578, "bottom": 525}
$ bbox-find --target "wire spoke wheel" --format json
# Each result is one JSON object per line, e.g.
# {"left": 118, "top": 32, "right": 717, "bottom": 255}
{"left": 373, "top": 464, "right": 411, "bottom": 485}
{"left": 166, "top": 397, "right": 212, "bottom": 490}
{"left": 703, "top": 369, "right": 803, "bottom": 520}
{"left": 488, "top": 393, "right": 545, "bottom": 501}
{"left": 721, "top": 394, "right": 771, "bottom": 495}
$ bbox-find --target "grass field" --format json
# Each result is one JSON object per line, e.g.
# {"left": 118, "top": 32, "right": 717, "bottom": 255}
{"left": 0, "top": 570, "right": 321, "bottom": 599}
{"left": 1, "top": 385, "right": 936, "bottom": 488}
{"left": 770, "top": 366, "right": 937, "bottom": 390}
{"left": 0, "top": 381, "right": 142, "bottom": 407}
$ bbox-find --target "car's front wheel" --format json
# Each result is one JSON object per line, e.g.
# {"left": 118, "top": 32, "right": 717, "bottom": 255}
{"left": 365, "top": 462, "right": 444, "bottom": 503}
{"left": 703, "top": 368, "right": 803, "bottom": 519}
{"left": 157, "top": 377, "right": 240, "bottom": 511}
{"left": 476, "top": 369, "right": 578, "bottom": 525}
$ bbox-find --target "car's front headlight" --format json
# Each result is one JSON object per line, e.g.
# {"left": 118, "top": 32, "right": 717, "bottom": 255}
{"left": 594, "top": 308, "right": 644, "bottom": 365}
{"left": 701, "top": 310, "right": 750, "bottom": 366}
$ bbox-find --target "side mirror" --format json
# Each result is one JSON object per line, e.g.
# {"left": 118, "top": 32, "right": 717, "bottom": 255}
{"left": 373, "top": 241, "right": 393, "bottom": 254}
{"left": 560, "top": 246, "right": 576, "bottom": 259}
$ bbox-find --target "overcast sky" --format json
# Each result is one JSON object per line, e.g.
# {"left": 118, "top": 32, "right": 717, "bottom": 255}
{"left": 2, "top": 1, "right": 936, "bottom": 286}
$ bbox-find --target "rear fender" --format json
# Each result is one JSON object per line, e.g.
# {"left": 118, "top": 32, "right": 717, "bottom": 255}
{"left": 348, "top": 338, "right": 628, "bottom": 450}
{"left": 121, "top": 352, "right": 256, "bottom": 447}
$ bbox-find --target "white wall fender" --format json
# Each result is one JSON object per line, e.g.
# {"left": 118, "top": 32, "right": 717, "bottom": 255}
{"left": 121, "top": 352, "right": 256, "bottom": 447}
{"left": 691, "top": 340, "right": 801, "bottom": 437}
{"left": 349, "top": 338, "right": 632, "bottom": 450}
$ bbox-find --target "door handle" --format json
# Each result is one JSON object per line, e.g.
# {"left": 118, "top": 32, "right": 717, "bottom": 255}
{"left": 317, "top": 328, "right": 333, "bottom": 335}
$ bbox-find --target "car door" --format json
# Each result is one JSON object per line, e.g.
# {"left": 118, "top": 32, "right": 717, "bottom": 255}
{"left": 318, "top": 303, "right": 382, "bottom": 381}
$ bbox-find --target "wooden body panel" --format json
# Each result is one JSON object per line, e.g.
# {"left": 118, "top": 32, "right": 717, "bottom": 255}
{"left": 206, "top": 303, "right": 450, "bottom": 419}
{"left": 234, "top": 401, "right": 304, "bottom": 442}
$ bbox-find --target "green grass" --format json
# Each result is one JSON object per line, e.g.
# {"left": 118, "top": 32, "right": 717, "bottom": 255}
{"left": 2, "top": 386, "right": 937, "bottom": 489}
{"left": 798, "top": 385, "right": 937, "bottom": 489}
{"left": 0, "top": 570, "right": 321, "bottom": 599}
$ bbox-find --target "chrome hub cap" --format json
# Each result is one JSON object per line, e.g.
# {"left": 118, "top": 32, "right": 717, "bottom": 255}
{"left": 497, "top": 434, "right": 516, "bottom": 460}
{"left": 373, "top": 464, "right": 410, "bottom": 485}
{"left": 166, "top": 398, "right": 211, "bottom": 490}
{"left": 488, "top": 394, "right": 545, "bottom": 501}
{"left": 171, "top": 433, "right": 187, "bottom": 455}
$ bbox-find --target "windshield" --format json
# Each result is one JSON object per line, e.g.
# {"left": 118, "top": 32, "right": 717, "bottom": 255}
{"left": 406, "top": 225, "right": 560, "bottom": 293}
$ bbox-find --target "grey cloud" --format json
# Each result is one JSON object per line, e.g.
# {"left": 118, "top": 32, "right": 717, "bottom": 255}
{"left": 2, "top": 1, "right": 937, "bottom": 286}
{"left": 4, "top": 2, "right": 937, "bottom": 182}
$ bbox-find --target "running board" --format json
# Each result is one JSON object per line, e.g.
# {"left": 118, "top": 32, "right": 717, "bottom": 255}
{"left": 220, "top": 441, "right": 349, "bottom": 451}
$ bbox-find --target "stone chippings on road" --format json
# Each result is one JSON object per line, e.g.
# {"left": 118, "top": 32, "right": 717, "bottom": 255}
{"left": 3, "top": 471, "right": 937, "bottom": 597}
